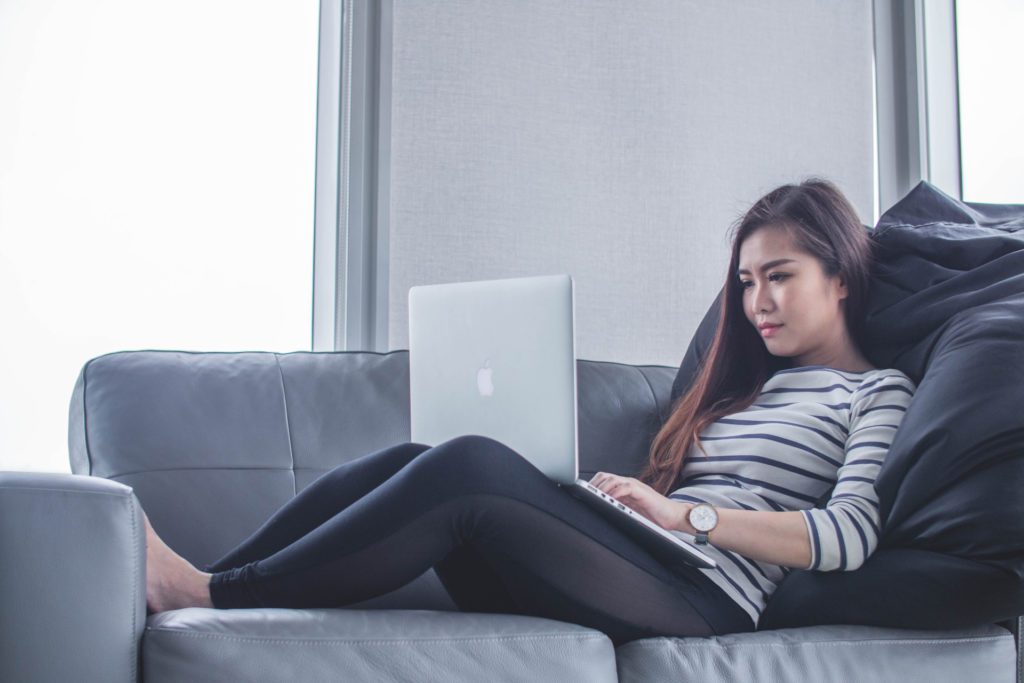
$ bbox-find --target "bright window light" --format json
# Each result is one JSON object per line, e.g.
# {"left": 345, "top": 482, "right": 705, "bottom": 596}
{"left": 0, "top": 1, "right": 319, "bottom": 473}
{"left": 956, "top": 0, "right": 1024, "bottom": 203}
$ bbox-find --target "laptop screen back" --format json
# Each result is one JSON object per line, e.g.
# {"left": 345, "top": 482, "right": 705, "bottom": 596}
{"left": 408, "top": 274, "right": 579, "bottom": 484}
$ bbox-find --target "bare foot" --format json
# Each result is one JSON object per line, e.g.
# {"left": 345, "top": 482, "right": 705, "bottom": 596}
{"left": 143, "top": 510, "right": 214, "bottom": 613}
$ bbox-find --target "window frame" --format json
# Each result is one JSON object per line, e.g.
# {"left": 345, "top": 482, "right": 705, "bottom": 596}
{"left": 312, "top": 0, "right": 392, "bottom": 352}
{"left": 873, "top": 0, "right": 962, "bottom": 218}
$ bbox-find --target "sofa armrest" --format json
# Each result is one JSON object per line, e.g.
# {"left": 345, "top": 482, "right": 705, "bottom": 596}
{"left": 0, "top": 472, "right": 145, "bottom": 682}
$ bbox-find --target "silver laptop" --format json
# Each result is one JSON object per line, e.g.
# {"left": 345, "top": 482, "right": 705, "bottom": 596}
{"left": 408, "top": 274, "right": 716, "bottom": 569}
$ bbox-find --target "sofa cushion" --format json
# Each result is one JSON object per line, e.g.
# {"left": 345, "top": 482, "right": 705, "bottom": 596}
{"left": 861, "top": 182, "right": 1024, "bottom": 564}
{"left": 70, "top": 352, "right": 672, "bottom": 569}
{"left": 614, "top": 623, "right": 1015, "bottom": 683}
{"left": 672, "top": 181, "right": 1024, "bottom": 629}
{"left": 761, "top": 547, "right": 1024, "bottom": 630}
{"left": 71, "top": 351, "right": 677, "bottom": 620}
{"left": 143, "top": 608, "right": 617, "bottom": 683}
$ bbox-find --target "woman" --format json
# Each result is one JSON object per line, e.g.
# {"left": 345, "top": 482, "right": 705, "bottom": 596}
{"left": 145, "top": 177, "right": 917, "bottom": 644}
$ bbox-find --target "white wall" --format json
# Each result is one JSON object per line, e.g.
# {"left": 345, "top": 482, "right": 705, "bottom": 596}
{"left": 0, "top": 1, "right": 319, "bottom": 473}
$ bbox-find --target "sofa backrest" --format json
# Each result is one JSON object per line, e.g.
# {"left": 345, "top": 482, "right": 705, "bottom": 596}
{"left": 68, "top": 350, "right": 675, "bottom": 569}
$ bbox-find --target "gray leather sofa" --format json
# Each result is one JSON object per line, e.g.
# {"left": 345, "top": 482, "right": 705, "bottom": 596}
{"left": 1, "top": 349, "right": 1018, "bottom": 682}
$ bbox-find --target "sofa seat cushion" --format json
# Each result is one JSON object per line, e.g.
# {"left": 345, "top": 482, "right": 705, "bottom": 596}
{"left": 144, "top": 607, "right": 616, "bottom": 683}
{"left": 614, "top": 623, "right": 1015, "bottom": 683}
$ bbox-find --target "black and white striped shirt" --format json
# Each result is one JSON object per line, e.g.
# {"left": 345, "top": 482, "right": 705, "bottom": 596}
{"left": 667, "top": 365, "right": 917, "bottom": 626}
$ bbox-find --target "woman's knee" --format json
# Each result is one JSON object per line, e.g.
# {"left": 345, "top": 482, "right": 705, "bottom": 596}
{"left": 396, "top": 441, "right": 434, "bottom": 458}
{"left": 416, "top": 434, "right": 528, "bottom": 483}
{"left": 437, "top": 434, "right": 520, "bottom": 461}
{"left": 439, "top": 434, "right": 508, "bottom": 453}
{"left": 324, "top": 441, "right": 430, "bottom": 479}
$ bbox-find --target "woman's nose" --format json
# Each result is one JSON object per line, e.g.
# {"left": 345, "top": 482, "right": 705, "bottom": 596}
{"left": 752, "top": 284, "right": 773, "bottom": 313}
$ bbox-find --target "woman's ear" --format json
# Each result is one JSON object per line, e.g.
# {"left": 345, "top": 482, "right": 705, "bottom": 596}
{"left": 834, "top": 275, "right": 849, "bottom": 301}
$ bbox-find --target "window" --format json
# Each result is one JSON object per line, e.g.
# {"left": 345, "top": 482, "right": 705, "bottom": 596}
{"left": 955, "top": 0, "right": 1024, "bottom": 203}
{"left": 0, "top": 1, "right": 319, "bottom": 473}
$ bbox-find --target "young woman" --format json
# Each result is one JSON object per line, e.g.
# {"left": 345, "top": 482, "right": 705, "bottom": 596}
{"left": 144, "top": 177, "right": 916, "bottom": 645}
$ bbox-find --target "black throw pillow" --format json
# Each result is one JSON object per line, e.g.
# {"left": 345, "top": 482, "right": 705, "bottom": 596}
{"left": 761, "top": 547, "right": 1024, "bottom": 630}
{"left": 672, "top": 181, "right": 1024, "bottom": 629}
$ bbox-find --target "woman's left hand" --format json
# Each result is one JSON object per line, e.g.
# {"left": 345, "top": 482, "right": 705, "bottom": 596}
{"left": 589, "top": 472, "right": 689, "bottom": 532}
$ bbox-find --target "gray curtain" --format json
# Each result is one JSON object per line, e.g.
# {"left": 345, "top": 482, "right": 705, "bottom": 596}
{"left": 387, "top": 0, "right": 874, "bottom": 366}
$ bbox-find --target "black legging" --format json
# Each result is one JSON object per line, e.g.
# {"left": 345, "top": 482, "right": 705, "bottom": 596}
{"left": 202, "top": 434, "right": 754, "bottom": 645}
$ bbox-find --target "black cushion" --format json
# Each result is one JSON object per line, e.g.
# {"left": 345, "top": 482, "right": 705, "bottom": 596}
{"left": 763, "top": 548, "right": 1023, "bottom": 630}
{"left": 671, "top": 181, "right": 1024, "bottom": 629}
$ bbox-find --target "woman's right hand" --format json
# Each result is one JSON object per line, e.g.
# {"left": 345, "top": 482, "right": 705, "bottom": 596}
{"left": 590, "top": 472, "right": 693, "bottom": 532}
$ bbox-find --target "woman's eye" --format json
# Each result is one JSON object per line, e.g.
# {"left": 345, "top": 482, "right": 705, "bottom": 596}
{"left": 740, "top": 273, "right": 786, "bottom": 289}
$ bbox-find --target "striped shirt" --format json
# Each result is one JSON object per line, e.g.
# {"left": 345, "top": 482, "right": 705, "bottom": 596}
{"left": 667, "top": 365, "right": 917, "bottom": 626}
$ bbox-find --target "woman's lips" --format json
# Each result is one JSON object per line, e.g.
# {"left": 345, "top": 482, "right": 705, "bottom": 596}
{"left": 760, "top": 324, "right": 783, "bottom": 337}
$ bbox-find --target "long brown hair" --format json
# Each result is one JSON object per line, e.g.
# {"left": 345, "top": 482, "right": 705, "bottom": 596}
{"left": 638, "top": 177, "right": 876, "bottom": 496}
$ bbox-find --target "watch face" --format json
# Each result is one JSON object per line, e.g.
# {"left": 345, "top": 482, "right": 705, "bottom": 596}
{"left": 690, "top": 504, "right": 718, "bottom": 532}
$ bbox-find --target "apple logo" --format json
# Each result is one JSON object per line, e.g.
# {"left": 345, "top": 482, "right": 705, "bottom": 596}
{"left": 477, "top": 359, "right": 494, "bottom": 397}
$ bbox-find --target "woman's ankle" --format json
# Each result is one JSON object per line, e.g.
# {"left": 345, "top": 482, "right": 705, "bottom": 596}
{"left": 193, "top": 571, "right": 215, "bottom": 609}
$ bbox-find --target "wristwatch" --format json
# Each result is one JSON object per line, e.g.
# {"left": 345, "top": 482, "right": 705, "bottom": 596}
{"left": 688, "top": 503, "right": 719, "bottom": 545}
